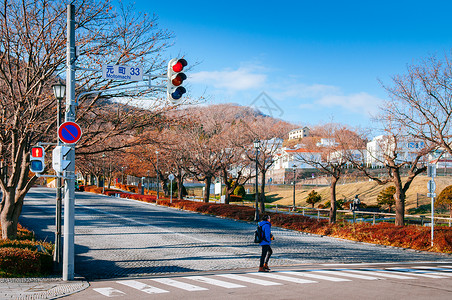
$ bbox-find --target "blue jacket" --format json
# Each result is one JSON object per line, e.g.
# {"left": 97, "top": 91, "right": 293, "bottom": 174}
{"left": 258, "top": 220, "right": 272, "bottom": 246}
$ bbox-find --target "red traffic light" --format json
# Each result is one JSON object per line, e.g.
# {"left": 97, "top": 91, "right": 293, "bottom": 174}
{"left": 172, "top": 59, "right": 187, "bottom": 72}
{"left": 31, "top": 147, "right": 44, "bottom": 158}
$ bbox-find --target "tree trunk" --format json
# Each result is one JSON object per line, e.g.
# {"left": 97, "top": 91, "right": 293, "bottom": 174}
{"left": 203, "top": 176, "right": 212, "bottom": 203}
{"left": 259, "top": 171, "right": 266, "bottom": 214}
{"left": 329, "top": 176, "right": 338, "bottom": 224}
{"left": 177, "top": 173, "right": 183, "bottom": 200}
{"left": 393, "top": 173, "right": 405, "bottom": 226}
{"left": 0, "top": 188, "right": 24, "bottom": 240}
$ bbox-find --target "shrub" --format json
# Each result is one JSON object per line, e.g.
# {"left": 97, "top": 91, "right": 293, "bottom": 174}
{"left": 233, "top": 185, "right": 246, "bottom": 197}
{"left": 377, "top": 186, "right": 396, "bottom": 212}
{"left": 306, "top": 190, "right": 321, "bottom": 208}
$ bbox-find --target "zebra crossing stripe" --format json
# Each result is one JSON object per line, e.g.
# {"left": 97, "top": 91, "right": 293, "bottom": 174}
{"left": 217, "top": 274, "right": 282, "bottom": 286}
{"left": 93, "top": 287, "right": 125, "bottom": 297}
{"left": 342, "top": 269, "right": 416, "bottom": 280}
{"left": 312, "top": 270, "right": 381, "bottom": 280}
{"left": 184, "top": 276, "right": 246, "bottom": 288}
{"left": 116, "top": 280, "right": 169, "bottom": 294}
{"left": 151, "top": 278, "right": 208, "bottom": 291}
{"left": 413, "top": 266, "right": 452, "bottom": 274}
{"left": 385, "top": 268, "right": 448, "bottom": 278}
{"left": 279, "top": 271, "right": 352, "bottom": 282}
{"left": 248, "top": 272, "right": 318, "bottom": 284}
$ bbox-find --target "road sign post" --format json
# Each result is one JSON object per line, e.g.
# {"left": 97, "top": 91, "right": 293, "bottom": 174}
{"left": 428, "top": 164, "right": 437, "bottom": 247}
{"left": 63, "top": 4, "right": 76, "bottom": 281}
{"left": 169, "top": 174, "right": 175, "bottom": 203}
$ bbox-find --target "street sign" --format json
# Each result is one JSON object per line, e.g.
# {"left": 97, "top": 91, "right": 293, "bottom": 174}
{"left": 428, "top": 165, "right": 437, "bottom": 178}
{"left": 168, "top": 174, "right": 175, "bottom": 181}
{"left": 58, "top": 121, "right": 82, "bottom": 144}
{"left": 428, "top": 179, "right": 436, "bottom": 193}
{"left": 102, "top": 64, "right": 143, "bottom": 81}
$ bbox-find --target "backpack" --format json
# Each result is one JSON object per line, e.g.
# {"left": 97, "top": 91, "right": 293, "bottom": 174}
{"left": 254, "top": 225, "right": 263, "bottom": 243}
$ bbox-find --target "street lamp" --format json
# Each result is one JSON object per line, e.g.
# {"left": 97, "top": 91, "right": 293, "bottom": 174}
{"left": 156, "top": 150, "right": 159, "bottom": 200}
{"left": 52, "top": 81, "right": 66, "bottom": 271}
{"left": 292, "top": 164, "right": 296, "bottom": 211}
{"left": 102, "top": 153, "right": 106, "bottom": 194}
{"left": 254, "top": 139, "right": 260, "bottom": 222}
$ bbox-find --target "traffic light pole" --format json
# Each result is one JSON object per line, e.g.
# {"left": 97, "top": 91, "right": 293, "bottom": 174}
{"left": 63, "top": 4, "right": 76, "bottom": 281}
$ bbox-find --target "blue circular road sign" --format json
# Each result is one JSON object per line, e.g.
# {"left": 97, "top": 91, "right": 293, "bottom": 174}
{"left": 58, "top": 121, "right": 82, "bottom": 144}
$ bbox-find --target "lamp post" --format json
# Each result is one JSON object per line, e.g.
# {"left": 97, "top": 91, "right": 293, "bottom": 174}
{"left": 254, "top": 140, "right": 260, "bottom": 222}
{"left": 102, "top": 154, "right": 106, "bottom": 194}
{"left": 292, "top": 164, "right": 296, "bottom": 211}
{"left": 52, "top": 82, "right": 66, "bottom": 271}
{"left": 156, "top": 150, "right": 159, "bottom": 199}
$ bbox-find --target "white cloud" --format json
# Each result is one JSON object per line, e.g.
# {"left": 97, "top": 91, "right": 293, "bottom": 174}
{"left": 316, "top": 92, "right": 383, "bottom": 115}
{"left": 190, "top": 66, "right": 267, "bottom": 92}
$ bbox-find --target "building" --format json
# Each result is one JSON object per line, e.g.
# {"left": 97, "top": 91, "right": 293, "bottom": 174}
{"left": 366, "top": 135, "right": 427, "bottom": 167}
{"left": 288, "top": 127, "right": 310, "bottom": 140}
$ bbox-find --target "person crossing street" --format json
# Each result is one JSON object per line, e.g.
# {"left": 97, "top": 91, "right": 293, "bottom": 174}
{"left": 258, "top": 214, "right": 273, "bottom": 272}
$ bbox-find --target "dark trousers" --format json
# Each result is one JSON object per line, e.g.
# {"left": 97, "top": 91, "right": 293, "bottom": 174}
{"left": 260, "top": 245, "right": 273, "bottom": 267}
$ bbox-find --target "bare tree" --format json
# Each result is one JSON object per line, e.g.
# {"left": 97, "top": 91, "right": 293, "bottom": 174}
{"left": 294, "top": 123, "right": 360, "bottom": 224}
{"left": 382, "top": 53, "right": 452, "bottom": 157}
{"left": 0, "top": 0, "right": 175, "bottom": 239}
{"left": 236, "top": 116, "right": 294, "bottom": 213}
{"left": 348, "top": 124, "right": 434, "bottom": 226}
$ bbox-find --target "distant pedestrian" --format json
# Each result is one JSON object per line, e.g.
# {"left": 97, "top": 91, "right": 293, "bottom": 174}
{"left": 258, "top": 214, "right": 273, "bottom": 272}
{"left": 353, "top": 195, "right": 361, "bottom": 210}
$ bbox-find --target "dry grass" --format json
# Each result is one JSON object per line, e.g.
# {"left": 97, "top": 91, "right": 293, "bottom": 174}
{"left": 267, "top": 175, "right": 452, "bottom": 209}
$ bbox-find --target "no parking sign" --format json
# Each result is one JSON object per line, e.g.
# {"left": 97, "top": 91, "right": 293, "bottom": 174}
{"left": 58, "top": 121, "right": 82, "bottom": 144}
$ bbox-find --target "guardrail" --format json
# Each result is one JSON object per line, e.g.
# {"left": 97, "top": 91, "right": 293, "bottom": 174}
{"left": 182, "top": 196, "right": 452, "bottom": 227}
{"left": 266, "top": 205, "right": 452, "bottom": 227}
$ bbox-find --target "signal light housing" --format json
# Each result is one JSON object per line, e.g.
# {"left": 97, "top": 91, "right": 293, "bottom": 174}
{"left": 167, "top": 58, "right": 187, "bottom": 103}
{"left": 30, "top": 146, "right": 45, "bottom": 173}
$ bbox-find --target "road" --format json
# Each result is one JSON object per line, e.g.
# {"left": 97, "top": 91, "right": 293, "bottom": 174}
{"left": 19, "top": 187, "right": 452, "bottom": 299}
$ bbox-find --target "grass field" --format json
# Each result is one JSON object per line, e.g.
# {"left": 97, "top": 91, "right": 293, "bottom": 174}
{"left": 264, "top": 175, "right": 452, "bottom": 209}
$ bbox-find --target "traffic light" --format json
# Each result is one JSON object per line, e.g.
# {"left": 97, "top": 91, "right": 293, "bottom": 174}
{"left": 30, "top": 146, "right": 45, "bottom": 173}
{"left": 52, "top": 146, "right": 71, "bottom": 173}
{"left": 167, "top": 58, "right": 187, "bottom": 103}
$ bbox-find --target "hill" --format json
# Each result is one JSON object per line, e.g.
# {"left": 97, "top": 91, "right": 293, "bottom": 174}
{"left": 267, "top": 175, "right": 452, "bottom": 210}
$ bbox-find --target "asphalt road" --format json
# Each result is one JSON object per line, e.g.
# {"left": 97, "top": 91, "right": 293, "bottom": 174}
{"left": 20, "top": 187, "right": 452, "bottom": 282}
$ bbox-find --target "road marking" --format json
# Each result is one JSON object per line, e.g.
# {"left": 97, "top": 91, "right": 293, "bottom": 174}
{"left": 184, "top": 276, "right": 246, "bottom": 288}
{"left": 93, "top": 287, "right": 125, "bottom": 297}
{"left": 279, "top": 271, "right": 352, "bottom": 282}
{"left": 342, "top": 269, "right": 416, "bottom": 279}
{"left": 311, "top": 270, "right": 381, "bottom": 280}
{"left": 217, "top": 274, "right": 282, "bottom": 286}
{"left": 248, "top": 272, "right": 318, "bottom": 284}
{"left": 386, "top": 268, "right": 448, "bottom": 278}
{"left": 116, "top": 280, "right": 169, "bottom": 294}
{"left": 413, "top": 266, "right": 452, "bottom": 274}
{"left": 151, "top": 278, "right": 208, "bottom": 291}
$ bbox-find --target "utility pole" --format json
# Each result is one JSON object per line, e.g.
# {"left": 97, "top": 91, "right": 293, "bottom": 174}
{"left": 63, "top": 4, "right": 76, "bottom": 281}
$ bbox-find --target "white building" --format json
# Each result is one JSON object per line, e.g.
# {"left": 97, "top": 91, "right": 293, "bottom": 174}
{"left": 366, "top": 135, "right": 427, "bottom": 167}
{"left": 288, "top": 127, "right": 310, "bottom": 140}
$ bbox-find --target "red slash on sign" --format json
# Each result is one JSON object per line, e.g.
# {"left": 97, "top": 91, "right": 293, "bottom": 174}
{"left": 58, "top": 121, "right": 82, "bottom": 144}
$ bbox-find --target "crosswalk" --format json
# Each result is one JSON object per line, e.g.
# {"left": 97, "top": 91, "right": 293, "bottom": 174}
{"left": 92, "top": 265, "right": 452, "bottom": 297}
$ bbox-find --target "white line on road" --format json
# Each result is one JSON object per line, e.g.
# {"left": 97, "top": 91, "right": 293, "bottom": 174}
{"left": 342, "top": 269, "right": 416, "bottom": 279}
{"left": 413, "top": 266, "right": 452, "bottom": 274}
{"left": 248, "top": 272, "right": 318, "bottom": 284}
{"left": 385, "top": 268, "right": 448, "bottom": 278}
{"left": 116, "top": 280, "right": 169, "bottom": 294}
{"left": 216, "top": 274, "right": 282, "bottom": 286}
{"left": 93, "top": 287, "right": 126, "bottom": 297}
{"left": 184, "top": 276, "right": 246, "bottom": 288}
{"left": 311, "top": 270, "right": 381, "bottom": 280}
{"left": 279, "top": 271, "right": 352, "bottom": 282}
{"left": 151, "top": 278, "right": 209, "bottom": 291}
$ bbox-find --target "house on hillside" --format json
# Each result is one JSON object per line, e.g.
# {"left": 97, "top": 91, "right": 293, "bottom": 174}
{"left": 288, "top": 127, "right": 310, "bottom": 140}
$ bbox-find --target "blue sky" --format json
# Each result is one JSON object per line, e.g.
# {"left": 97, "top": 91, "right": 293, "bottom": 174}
{"left": 127, "top": 0, "right": 452, "bottom": 129}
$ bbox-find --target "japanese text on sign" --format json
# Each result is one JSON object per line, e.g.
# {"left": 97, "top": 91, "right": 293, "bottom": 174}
{"left": 102, "top": 65, "right": 143, "bottom": 81}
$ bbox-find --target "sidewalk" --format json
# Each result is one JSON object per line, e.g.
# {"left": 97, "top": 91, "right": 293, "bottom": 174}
{"left": 1, "top": 277, "right": 89, "bottom": 299}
